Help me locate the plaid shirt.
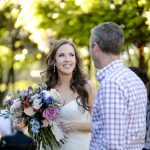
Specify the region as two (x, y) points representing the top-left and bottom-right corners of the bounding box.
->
(143, 102), (150, 149)
(90, 60), (147, 150)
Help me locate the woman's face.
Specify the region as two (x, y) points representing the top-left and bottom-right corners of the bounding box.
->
(55, 43), (76, 75)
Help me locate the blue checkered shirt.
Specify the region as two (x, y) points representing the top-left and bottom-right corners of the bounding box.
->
(90, 60), (147, 150)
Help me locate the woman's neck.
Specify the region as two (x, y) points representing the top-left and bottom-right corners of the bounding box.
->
(57, 73), (72, 87)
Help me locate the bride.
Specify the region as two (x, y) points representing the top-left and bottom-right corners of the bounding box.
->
(41, 39), (96, 150)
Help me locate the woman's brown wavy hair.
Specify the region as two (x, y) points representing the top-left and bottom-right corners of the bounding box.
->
(41, 39), (89, 111)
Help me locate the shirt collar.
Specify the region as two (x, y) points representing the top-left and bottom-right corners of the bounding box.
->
(96, 59), (124, 82)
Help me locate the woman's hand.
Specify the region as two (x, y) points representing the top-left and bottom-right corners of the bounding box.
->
(60, 121), (91, 133)
(60, 121), (76, 133)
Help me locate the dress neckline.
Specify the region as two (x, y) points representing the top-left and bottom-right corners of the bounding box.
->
(62, 99), (76, 107)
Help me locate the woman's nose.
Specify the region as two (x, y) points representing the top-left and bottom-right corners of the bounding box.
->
(64, 55), (70, 61)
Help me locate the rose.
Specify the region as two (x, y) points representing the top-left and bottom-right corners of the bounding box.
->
(42, 107), (60, 121)
(10, 99), (22, 116)
(42, 90), (51, 99)
(42, 89), (61, 104)
(50, 89), (60, 101)
(41, 119), (52, 127)
(10, 99), (21, 110)
(32, 98), (42, 109)
(24, 107), (35, 116)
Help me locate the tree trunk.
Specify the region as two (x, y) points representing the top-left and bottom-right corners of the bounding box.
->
(138, 42), (148, 73)
(0, 56), (15, 106)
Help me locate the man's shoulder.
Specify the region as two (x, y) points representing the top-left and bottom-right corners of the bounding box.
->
(103, 67), (128, 83)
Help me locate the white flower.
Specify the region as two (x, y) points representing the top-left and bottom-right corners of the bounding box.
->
(24, 107), (35, 116)
(41, 119), (53, 127)
(30, 94), (39, 102)
(41, 119), (49, 127)
(10, 99), (21, 109)
(10, 99), (21, 114)
(32, 99), (42, 109)
(43, 90), (51, 99)
(50, 89), (61, 101)
(51, 122), (64, 142)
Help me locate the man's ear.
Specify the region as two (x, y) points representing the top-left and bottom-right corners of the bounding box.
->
(93, 42), (100, 53)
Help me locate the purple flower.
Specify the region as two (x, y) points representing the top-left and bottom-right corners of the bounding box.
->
(42, 107), (60, 121)
(38, 92), (45, 101)
(45, 96), (53, 105)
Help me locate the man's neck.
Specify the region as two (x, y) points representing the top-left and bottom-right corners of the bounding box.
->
(100, 53), (120, 69)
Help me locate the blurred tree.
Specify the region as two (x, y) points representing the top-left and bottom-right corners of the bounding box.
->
(1, 0), (150, 104)
(29, 0), (150, 74)
(0, 1), (38, 105)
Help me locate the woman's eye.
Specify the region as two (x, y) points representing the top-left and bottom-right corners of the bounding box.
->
(70, 53), (75, 57)
(58, 53), (75, 57)
(58, 54), (64, 57)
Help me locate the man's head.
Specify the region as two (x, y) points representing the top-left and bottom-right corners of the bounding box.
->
(90, 22), (124, 68)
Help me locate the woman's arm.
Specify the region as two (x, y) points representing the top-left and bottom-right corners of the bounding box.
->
(85, 80), (97, 113)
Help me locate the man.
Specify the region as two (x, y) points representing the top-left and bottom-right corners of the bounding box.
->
(89, 22), (147, 150)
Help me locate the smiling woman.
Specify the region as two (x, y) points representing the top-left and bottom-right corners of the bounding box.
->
(40, 39), (96, 150)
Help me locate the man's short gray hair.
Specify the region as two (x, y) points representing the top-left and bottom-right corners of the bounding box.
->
(91, 22), (124, 55)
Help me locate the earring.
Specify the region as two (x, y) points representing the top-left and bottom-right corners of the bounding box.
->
(73, 67), (76, 72)
(53, 65), (56, 72)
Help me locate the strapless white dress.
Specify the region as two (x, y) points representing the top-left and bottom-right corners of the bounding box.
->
(41, 99), (91, 150)
(59, 99), (91, 150)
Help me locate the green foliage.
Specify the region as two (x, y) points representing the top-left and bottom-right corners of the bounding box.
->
(0, 1), (39, 103)
(31, 0), (150, 48)
(29, 0), (150, 87)
(0, 0), (150, 103)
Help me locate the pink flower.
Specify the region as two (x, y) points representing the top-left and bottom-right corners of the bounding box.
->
(42, 107), (60, 121)
(24, 107), (35, 116)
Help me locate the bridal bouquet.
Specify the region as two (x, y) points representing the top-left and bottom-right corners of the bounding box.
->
(0, 83), (65, 150)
